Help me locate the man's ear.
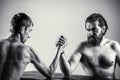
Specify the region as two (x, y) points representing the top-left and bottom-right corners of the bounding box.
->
(9, 24), (13, 32)
(102, 26), (106, 34)
(20, 26), (26, 34)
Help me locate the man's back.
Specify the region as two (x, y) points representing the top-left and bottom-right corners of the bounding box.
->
(0, 38), (31, 80)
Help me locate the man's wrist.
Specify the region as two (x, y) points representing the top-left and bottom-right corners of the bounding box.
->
(60, 50), (64, 54)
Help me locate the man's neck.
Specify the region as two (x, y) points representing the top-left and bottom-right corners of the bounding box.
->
(99, 38), (108, 46)
(8, 33), (22, 43)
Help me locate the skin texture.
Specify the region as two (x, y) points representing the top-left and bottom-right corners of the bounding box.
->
(0, 25), (65, 80)
(59, 20), (120, 79)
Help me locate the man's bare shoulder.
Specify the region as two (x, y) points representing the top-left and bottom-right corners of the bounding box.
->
(0, 39), (10, 46)
(12, 42), (31, 53)
(11, 42), (33, 62)
(78, 40), (88, 48)
(103, 38), (119, 46)
(75, 40), (88, 52)
(103, 38), (120, 50)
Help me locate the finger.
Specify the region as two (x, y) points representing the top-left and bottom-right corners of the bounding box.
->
(56, 36), (64, 43)
(59, 41), (65, 46)
(59, 36), (67, 41)
(56, 35), (67, 46)
(60, 35), (67, 41)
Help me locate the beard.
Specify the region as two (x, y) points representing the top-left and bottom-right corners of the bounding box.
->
(88, 34), (103, 46)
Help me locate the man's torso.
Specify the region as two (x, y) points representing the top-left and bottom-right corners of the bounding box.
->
(80, 39), (117, 78)
(0, 38), (31, 80)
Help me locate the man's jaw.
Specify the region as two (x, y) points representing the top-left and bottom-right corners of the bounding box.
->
(88, 36), (103, 46)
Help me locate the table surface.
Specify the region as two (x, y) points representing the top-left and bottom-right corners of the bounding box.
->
(21, 71), (119, 80)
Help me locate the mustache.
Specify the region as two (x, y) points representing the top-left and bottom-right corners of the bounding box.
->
(88, 35), (97, 40)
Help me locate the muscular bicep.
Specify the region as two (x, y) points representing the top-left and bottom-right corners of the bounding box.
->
(68, 43), (84, 72)
(68, 52), (82, 72)
(112, 41), (120, 66)
(116, 53), (120, 66)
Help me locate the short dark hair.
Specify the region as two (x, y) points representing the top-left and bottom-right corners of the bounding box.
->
(85, 13), (108, 35)
(11, 13), (33, 34)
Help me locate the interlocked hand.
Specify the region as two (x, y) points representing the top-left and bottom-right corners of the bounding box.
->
(56, 35), (67, 49)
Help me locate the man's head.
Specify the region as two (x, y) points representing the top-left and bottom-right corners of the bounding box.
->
(10, 13), (33, 43)
(85, 13), (108, 46)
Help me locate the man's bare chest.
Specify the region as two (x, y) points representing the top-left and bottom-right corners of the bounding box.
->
(82, 46), (116, 68)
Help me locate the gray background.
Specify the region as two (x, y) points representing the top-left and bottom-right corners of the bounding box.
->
(0, 0), (120, 79)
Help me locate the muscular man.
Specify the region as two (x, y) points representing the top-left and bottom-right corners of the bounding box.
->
(58, 13), (120, 79)
(0, 13), (64, 80)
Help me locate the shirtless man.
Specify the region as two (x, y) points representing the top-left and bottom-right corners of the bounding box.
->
(0, 13), (65, 80)
(58, 13), (120, 79)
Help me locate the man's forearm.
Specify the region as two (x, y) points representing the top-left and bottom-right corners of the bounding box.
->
(59, 53), (71, 76)
(49, 46), (62, 74)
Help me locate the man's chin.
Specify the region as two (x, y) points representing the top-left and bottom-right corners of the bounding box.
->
(88, 38), (96, 43)
(88, 39), (99, 46)
(88, 36), (103, 46)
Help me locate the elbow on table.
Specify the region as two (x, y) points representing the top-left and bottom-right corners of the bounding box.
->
(62, 69), (72, 76)
(46, 72), (52, 79)
(42, 70), (53, 79)
(47, 69), (55, 78)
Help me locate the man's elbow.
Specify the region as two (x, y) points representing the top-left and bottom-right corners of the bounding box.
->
(61, 69), (72, 76)
(42, 70), (54, 79)
(47, 69), (55, 78)
(63, 72), (71, 77)
(45, 72), (52, 79)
